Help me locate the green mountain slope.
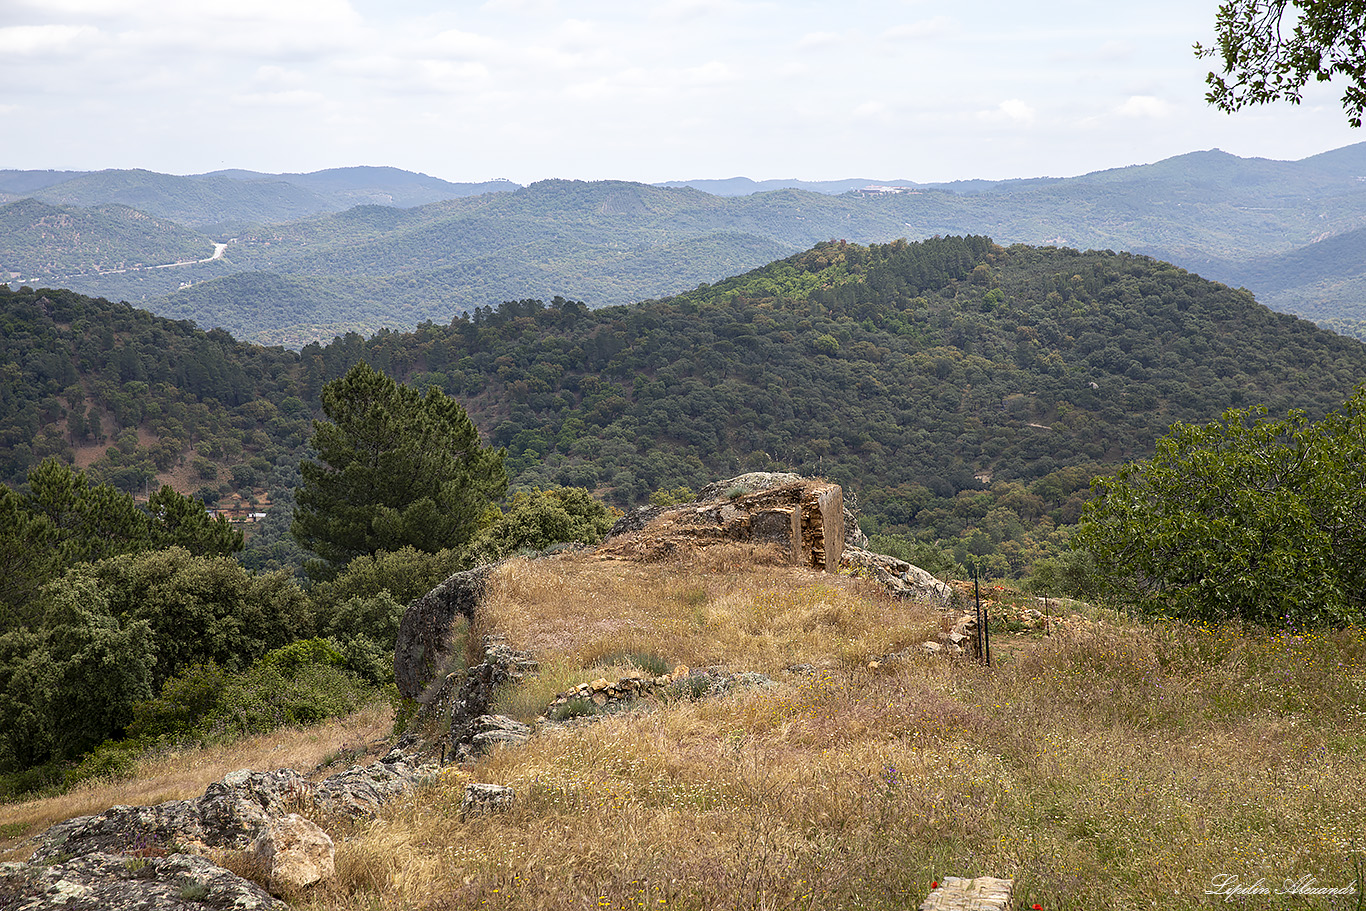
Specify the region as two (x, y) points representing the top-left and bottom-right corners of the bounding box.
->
(4, 167), (518, 229)
(0, 199), (217, 283)
(5, 238), (1365, 574)
(11, 146), (1366, 344)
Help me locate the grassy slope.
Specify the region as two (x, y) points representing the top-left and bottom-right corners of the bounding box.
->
(402, 553), (1365, 911)
(10, 551), (1361, 910)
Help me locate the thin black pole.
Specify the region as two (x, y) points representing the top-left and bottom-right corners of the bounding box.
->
(983, 583), (992, 668)
(973, 561), (984, 664)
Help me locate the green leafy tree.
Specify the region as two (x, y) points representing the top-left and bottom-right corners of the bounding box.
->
(40, 575), (157, 761)
(1074, 389), (1366, 626)
(0, 628), (54, 771)
(67, 546), (312, 689)
(146, 484), (243, 555)
(0, 488), (59, 630)
(1198, 0), (1366, 126)
(308, 546), (465, 610)
(292, 363), (506, 580)
(466, 487), (618, 564)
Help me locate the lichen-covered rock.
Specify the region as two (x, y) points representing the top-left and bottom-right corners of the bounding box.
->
(33, 768), (315, 862)
(444, 642), (539, 761)
(467, 715), (533, 753)
(252, 814), (334, 890)
(840, 546), (956, 608)
(0, 851), (286, 910)
(30, 754), (436, 878)
(395, 563), (497, 700)
(313, 751), (438, 820)
(459, 784), (515, 816)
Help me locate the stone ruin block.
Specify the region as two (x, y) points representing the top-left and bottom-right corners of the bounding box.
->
(749, 505), (801, 562)
(801, 483), (844, 571)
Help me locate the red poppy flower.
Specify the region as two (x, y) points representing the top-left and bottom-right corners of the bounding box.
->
(931, 881), (938, 889)
(1032, 905), (1043, 910)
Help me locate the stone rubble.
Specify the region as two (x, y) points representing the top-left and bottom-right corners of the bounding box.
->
(919, 875), (1013, 911)
(600, 473), (847, 572)
(6, 746), (439, 909)
(543, 666), (774, 718)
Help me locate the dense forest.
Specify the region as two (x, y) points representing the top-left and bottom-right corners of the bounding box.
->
(11, 147), (1366, 345)
(4, 235), (1365, 577)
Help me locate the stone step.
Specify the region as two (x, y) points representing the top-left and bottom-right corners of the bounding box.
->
(919, 876), (1013, 911)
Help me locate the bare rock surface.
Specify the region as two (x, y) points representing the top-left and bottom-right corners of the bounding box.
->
(919, 875), (1013, 911)
(0, 851), (286, 910)
(252, 814), (334, 890)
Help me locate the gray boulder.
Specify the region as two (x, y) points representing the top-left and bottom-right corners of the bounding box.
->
(841, 546), (956, 608)
(395, 563), (496, 700)
(0, 851), (286, 910)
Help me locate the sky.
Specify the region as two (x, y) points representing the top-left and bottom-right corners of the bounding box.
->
(2, 0), (1363, 185)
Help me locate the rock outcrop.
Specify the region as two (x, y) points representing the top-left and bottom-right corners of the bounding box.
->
(0, 851), (286, 911)
(395, 562), (497, 701)
(8, 748), (438, 908)
(841, 547), (956, 608)
(414, 638), (539, 762)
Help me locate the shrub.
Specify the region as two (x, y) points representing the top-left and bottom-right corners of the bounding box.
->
(256, 637), (345, 677)
(128, 663), (228, 741)
(202, 662), (373, 737)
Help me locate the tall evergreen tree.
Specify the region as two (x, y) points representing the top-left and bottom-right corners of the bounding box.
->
(292, 362), (506, 580)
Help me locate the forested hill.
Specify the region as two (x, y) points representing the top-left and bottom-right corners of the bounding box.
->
(14, 145), (1366, 346)
(4, 237), (1365, 574)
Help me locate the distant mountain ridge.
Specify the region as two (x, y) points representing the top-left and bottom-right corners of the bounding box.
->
(0, 166), (519, 229)
(7, 145), (1366, 344)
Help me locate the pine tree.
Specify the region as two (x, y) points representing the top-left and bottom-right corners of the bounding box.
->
(292, 362), (506, 580)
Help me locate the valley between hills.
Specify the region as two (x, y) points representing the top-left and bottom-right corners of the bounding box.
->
(9, 144), (1366, 346)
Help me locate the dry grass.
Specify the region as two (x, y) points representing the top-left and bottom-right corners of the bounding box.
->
(0, 703), (392, 861)
(482, 548), (938, 676)
(16, 549), (1366, 910)
(292, 554), (1366, 911)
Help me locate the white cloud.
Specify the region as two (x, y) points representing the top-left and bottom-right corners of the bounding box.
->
(426, 29), (505, 60)
(796, 31), (844, 51)
(885, 16), (953, 41)
(231, 89), (328, 107)
(0, 24), (99, 55)
(980, 98), (1036, 125)
(1117, 95), (1171, 118)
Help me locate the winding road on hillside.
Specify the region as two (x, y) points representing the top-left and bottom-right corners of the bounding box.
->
(9, 241), (229, 285)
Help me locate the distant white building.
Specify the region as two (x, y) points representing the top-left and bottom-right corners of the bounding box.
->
(854, 185), (919, 197)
